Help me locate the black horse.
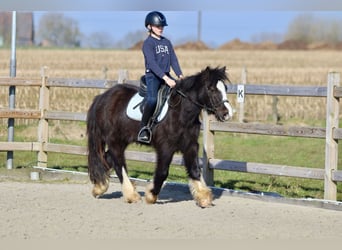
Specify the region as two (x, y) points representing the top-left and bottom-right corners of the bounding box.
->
(87, 66), (233, 208)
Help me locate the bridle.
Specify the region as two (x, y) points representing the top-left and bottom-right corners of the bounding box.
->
(172, 87), (230, 121)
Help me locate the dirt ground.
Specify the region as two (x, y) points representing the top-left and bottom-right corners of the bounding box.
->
(1, 168), (342, 240)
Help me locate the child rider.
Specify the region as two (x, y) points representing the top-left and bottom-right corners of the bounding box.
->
(137, 11), (183, 143)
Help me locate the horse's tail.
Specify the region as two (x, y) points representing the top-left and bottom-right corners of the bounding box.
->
(86, 97), (110, 185)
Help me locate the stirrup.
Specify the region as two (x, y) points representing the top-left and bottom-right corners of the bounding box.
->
(137, 126), (152, 144)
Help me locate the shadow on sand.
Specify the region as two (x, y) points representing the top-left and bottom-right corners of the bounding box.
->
(98, 181), (226, 205)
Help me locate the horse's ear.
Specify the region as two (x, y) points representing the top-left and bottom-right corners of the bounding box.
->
(220, 66), (226, 73)
(201, 66), (211, 79)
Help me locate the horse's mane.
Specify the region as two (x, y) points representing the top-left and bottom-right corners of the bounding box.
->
(175, 66), (229, 92)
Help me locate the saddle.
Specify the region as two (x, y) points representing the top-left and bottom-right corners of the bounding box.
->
(126, 75), (170, 124)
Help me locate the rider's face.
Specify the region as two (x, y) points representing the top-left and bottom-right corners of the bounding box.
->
(150, 25), (164, 37)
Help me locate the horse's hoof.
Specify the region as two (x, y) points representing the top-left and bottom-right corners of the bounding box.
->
(145, 183), (158, 204)
(145, 193), (157, 204)
(124, 192), (142, 203)
(195, 190), (213, 208)
(92, 181), (109, 198)
(189, 178), (213, 208)
(196, 197), (213, 208)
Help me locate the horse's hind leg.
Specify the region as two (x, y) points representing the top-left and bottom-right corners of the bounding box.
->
(90, 151), (111, 198)
(107, 148), (141, 203)
(120, 166), (141, 203)
(88, 149), (110, 198)
(92, 178), (110, 198)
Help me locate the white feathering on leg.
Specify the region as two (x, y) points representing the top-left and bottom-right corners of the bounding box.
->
(189, 175), (213, 208)
(121, 166), (141, 203)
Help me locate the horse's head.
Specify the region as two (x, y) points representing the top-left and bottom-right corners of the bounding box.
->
(202, 66), (233, 121)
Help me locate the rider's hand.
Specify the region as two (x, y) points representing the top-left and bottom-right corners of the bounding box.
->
(163, 76), (176, 88)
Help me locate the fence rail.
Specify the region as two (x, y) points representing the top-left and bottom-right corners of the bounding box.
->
(227, 84), (328, 97)
(0, 69), (341, 201)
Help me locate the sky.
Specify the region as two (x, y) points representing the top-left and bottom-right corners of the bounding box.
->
(32, 11), (342, 48)
(2, 0), (342, 48)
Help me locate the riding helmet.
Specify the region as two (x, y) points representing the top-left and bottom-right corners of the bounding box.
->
(145, 11), (168, 28)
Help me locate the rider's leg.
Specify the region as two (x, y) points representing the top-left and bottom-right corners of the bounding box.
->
(137, 74), (161, 143)
(138, 102), (155, 142)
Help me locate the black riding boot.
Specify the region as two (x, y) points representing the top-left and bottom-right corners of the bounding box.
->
(137, 104), (155, 143)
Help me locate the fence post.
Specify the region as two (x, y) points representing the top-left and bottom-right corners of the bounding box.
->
(324, 71), (340, 200)
(6, 11), (17, 169)
(239, 67), (247, 123)
(118, 69), (129, 84)
(272, 96), (279, 123)
(202, 111), (214, 186)
(37, 66), (50, 168)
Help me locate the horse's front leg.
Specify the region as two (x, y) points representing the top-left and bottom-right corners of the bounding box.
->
(145, 151), (174, 204)
(189, 174), (213, 208)
(183, 143), (213, 208)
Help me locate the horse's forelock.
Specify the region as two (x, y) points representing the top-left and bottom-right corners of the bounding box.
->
(202, 67), (228, 88)
(213, 66), (228, 82)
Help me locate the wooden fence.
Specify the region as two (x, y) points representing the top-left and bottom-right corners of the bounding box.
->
(203, 71), (342, 201)
(0, 68), (341, 201)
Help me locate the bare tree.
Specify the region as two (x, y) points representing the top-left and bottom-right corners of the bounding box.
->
(285, 14), (317, 43)
(322, 19), (342, 44)
(36, 13), (81, 47)
(114, 29), (147, 49)
(285, 13), (342, 44)
(84, 31), (114, 49)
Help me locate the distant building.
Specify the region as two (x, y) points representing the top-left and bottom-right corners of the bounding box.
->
(0, 12), (34, 46)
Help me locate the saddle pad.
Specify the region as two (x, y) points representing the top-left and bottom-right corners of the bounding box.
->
(126, 93), (169, 122)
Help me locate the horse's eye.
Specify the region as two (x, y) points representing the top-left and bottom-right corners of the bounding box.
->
(207, 86), (216, 92)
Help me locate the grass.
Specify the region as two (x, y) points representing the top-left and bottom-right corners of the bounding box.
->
(214, 132), (326, 168)
(1, 122), (341, 201)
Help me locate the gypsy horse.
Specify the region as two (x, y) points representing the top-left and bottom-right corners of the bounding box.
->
(87, 66), (233, 208)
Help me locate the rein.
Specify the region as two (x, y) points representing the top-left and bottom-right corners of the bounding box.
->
(174, 89), (226, 114)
